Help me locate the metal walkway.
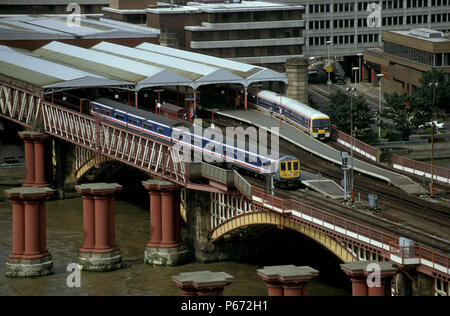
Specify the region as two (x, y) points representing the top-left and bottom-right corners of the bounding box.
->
(209, 107), (427, 195)
(301, 171), (345, 199)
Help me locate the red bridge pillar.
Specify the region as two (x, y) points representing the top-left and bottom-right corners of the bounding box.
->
(142, 180), (189, 266)
(341, 261), (397, 296)
(257, 265), (319, 296)
(75, 183), (123, 272)
(5, 187), (54, 278)
(19, 131), (50, 187)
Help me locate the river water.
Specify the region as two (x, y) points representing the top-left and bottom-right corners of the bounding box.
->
(0, 187), (350, 296)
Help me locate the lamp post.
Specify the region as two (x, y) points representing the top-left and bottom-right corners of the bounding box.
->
(429, 81), (438, 198)
(377, 73), (384, 140)
(154, 89), (164, 114)
(326, 40), (333, 89)
(348, 66), (359, 202)
(357, 53), (363, 83)
(254, 84), (263, 118)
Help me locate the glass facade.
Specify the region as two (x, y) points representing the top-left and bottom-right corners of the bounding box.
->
(384, 41), (450, 67)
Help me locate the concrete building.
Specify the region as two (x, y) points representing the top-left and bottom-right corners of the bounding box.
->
(146, 1), (305, 69)
(274, 0), (450, 58)
(363, 28), (450, 95)
(103, 0), (155, 23)
(0, 0), (109, 14)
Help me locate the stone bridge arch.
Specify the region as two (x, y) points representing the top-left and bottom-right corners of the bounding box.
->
(210, 211), (357, 264)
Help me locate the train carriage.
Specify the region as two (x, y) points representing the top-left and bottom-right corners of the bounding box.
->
(90, 98), (301, 187)
(257, 90), (331, 140)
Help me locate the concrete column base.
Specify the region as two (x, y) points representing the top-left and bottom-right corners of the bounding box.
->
(144, 245), (190, 266)
(78, 249), (122, 272)
(5, 255), (53, 278)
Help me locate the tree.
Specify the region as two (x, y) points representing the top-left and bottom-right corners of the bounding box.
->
(329, 91), (373, 138)
(415, 69), (450, 122)
(382, 93), (416, 140)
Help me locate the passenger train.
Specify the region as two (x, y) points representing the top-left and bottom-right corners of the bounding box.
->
(257, 90), (331, 140)
(90, 98), (301, 187)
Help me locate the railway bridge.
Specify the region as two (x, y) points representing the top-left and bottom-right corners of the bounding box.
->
(1, 79), (449, 295)
(0, 40), (449, 295)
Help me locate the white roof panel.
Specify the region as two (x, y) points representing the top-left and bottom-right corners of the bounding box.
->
(92, 41), (219, 77)
(0, 47), (103, 81)
(41, 41), (168, 78)
(136, 42), (259, 73)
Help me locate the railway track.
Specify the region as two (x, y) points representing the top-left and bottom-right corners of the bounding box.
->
(207, 115), (450, 253)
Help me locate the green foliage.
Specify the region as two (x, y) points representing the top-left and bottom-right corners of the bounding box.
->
(328, 91), (373, 138)
(382, 69), (450, 140)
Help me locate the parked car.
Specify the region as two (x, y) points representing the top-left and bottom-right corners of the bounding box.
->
(419, 121), (445, 129)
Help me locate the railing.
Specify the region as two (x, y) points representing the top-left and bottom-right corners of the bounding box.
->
(251, 185), (450, 278)
(392, 154), (450, 185)
(389, 244), (449, 275)
(331, 126), (379, 162)
(251, 186), (399, 249)
(188, 162), (252, 199)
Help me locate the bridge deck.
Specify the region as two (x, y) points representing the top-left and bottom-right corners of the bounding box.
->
(209, 107), (427, 195)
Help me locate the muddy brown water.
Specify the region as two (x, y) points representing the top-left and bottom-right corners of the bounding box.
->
(0, 187), (349, 296)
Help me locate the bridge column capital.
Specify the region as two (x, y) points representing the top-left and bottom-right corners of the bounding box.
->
(341, 261), (397, 296)
(257, 265), (319, 296)
(172, 271), (234, 296)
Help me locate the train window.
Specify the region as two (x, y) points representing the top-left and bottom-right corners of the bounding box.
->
(128, 118), (138, 126)
(287, 162), (292, 171)
(280, 162), (286, 171)
(143, 123), (152, 130)
(313, 119), (330, 128)
(114, 113), (124, 121)
(157, 127), (165, 134)
(293, 161), (299, 170)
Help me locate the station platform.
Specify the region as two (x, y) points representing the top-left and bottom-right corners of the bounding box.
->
(301, 171), (345, 199)
(207, 107), (427, 195)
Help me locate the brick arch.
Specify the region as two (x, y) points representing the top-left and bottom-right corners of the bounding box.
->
(210, 211), (356, 263)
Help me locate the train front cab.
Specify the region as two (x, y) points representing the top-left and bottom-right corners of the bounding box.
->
(311, 117), (331, 140)
(276, 157), (301, 188)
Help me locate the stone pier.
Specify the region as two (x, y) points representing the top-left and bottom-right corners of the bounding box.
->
(75, 183), (123, 272)
(142, 180), (189, 266)
(285, 58), (309, 104)
(19, 131), (50, 187)
(257, 265), (319, 296)
(341, 261), (397, 296)
(5, 186), (54, 278)
(172, 271), (234, 296)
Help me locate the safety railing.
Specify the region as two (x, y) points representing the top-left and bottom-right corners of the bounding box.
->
(331, 126), (379, 162)
(392, 155), (450, 185)
(389, 244), (449, 275)
(251, 186), (399, 250)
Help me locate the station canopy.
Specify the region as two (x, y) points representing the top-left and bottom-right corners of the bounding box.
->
(0, 40), (288, 94)
(0, 45), (133, 94)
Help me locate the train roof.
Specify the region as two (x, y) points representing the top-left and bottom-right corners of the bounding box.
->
(93, 98), (182, 127)
(258, 90), (329, 120)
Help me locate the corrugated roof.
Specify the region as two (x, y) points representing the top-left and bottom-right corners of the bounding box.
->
(34, 41), (193, 90)
(91, 41), (245, 88)
(135, 42), (287, 84)
(0, 15), (158, 40)
(0, 45), (133, 91)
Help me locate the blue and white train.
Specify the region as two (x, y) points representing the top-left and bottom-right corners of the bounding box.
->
(90, 98), (301, 186)
(257, 90), (331, 140)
